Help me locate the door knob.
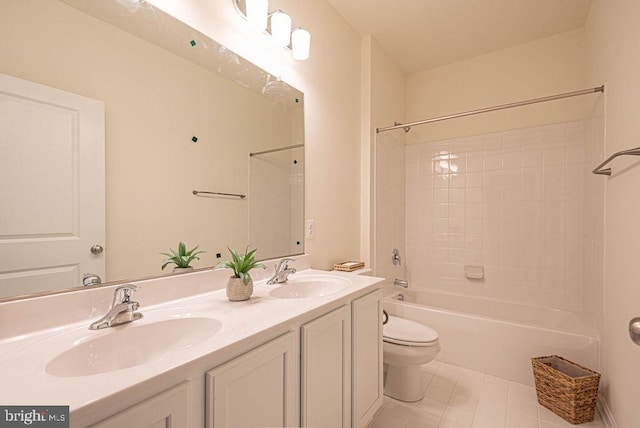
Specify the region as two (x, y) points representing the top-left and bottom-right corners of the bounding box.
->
(90, 244), (104, 255)
(629, 317), (640, 345)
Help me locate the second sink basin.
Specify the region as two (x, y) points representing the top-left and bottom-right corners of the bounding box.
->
(46, 316), (221, 377)
(269, 274), (350, 299)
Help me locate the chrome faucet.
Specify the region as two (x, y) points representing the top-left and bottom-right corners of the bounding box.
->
(89, 284), (142, 330)
(267, 258), (297, 285)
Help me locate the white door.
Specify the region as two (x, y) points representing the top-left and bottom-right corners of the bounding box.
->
(0, 73), (105, 298)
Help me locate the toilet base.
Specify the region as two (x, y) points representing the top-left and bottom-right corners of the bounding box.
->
(383, 363), (424, 402)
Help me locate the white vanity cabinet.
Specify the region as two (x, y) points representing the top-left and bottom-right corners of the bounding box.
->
(351, 289), (384, 427)
(300, 290), (383, 428)
(301, 305), (352, 427)
(51, 268), (384, 428)
(89, 382), (189, 428)
(205, 332), (297, 428)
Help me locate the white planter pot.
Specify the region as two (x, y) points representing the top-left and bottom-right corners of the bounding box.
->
(172, 267), (194, 273)
(226, 276), (253, 301)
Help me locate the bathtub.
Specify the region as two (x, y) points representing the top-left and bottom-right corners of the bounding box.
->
(384, 289), (600, 386)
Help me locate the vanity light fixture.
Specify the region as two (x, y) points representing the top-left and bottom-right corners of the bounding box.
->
(232, 0), (311, 60)
(245, 0), (269, 31)
(291, 27), (311, 61)
(270, 11), (292, 47)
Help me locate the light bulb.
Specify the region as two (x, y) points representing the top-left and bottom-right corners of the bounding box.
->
(245, 0), (268, 32)
(291, 28), (310, 61)
(271, 11), (292, 47)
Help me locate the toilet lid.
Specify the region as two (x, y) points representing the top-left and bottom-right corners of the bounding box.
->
(383, 316), (439, 346)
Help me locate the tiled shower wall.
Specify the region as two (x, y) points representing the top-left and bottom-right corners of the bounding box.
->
(375, 131), (406, 281)
(583, 100), (605, 335)
(249, 148), (304, 260)
(404, 120), (597, 310)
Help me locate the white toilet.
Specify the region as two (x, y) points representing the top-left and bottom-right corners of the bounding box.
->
(383, 315), (441, 402)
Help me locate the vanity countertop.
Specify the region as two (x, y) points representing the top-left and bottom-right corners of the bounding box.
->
(0, 263), (383, 424)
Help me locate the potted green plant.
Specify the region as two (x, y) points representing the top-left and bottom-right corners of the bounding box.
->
(160, 242), (205, 272)
(217, 246), (266, 301)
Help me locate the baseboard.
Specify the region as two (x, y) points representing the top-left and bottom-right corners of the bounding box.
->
(597, 395), (618, 428)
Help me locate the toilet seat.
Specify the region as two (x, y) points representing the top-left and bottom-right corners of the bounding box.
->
(383, 316), (439, 347)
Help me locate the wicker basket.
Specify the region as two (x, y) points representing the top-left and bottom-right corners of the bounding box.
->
(531, 355), (600, 424)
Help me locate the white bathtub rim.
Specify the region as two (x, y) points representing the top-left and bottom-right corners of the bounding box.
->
(384, 299), (600, 386)
(384, 294), (599, 341)
(385, 286), (593, 318)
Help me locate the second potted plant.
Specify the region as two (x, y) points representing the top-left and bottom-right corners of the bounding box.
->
(160, 242), (205, 273)
(217, 246), (265, 301)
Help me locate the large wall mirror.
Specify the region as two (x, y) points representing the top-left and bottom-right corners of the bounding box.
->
(0, 0), (305, 301)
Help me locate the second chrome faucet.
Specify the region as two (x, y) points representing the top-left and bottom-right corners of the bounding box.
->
(267, 258), (297, 285)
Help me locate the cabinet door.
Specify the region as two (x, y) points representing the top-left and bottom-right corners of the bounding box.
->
(352, 289), (383, 428)
(301, 305), (351, 428)
(90, 382), (188, 428)
(205, 332), (296, 428)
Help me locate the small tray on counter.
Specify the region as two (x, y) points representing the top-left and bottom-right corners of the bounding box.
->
(333, 261), (365, 272)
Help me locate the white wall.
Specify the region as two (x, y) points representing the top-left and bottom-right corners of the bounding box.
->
(405, 29), (591, 145)
(582, 99), (605, 340)
(249, 147), (304, 258)
(146, 0), (363, 270)
(363, 38), (406, 279)
(585, 1), (640, 426)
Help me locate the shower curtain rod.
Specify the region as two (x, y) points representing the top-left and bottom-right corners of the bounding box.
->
(376, 85), (605, 134)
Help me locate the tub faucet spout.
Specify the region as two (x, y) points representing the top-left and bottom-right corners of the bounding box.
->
(394, 278), (409, 288)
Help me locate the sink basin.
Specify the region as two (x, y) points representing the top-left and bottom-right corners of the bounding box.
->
(46, 317), (221, 377)
(269, 275), (350, 299)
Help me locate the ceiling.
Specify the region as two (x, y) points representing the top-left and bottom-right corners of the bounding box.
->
(326, 0), (593, 74)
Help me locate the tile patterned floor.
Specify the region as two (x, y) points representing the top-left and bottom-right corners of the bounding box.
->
(367, 361), (604, 428)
